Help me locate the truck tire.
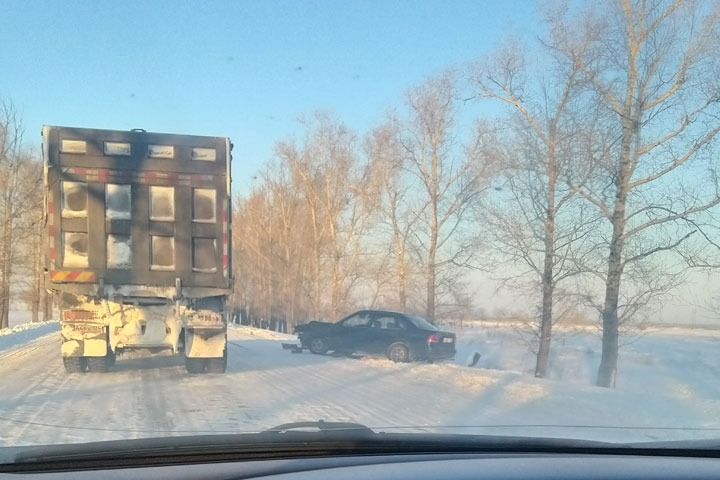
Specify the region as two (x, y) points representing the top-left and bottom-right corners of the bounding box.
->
(87, 356), (109, 373)
(206, 350), (227, 374)
(106, 349), (117, 366)
(185, 357), (206, 374)
(63, 357), (86, 373)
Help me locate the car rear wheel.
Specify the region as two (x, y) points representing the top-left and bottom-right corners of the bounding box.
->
(309, 337), (329, 355)
(387, 343), (411, 363)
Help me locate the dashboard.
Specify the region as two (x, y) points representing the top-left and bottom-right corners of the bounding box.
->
(3, 452), (720, 480)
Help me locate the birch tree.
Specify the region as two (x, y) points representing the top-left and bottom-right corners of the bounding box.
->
(0, 102), (42, 329)
(365, 122), (422, 311)
(471, 20), (600, 377)
(560, 0), (720, 387)
(398, 73), (494, 321)
(276, 113), (375, 321)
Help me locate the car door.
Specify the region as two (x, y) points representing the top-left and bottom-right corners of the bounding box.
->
(364, 313), (408, 354)
(333, 312), (372, 352)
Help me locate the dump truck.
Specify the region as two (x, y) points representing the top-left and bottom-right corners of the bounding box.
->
(42, 126), (232, 374)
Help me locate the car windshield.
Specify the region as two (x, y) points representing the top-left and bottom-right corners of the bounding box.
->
(406, 315), (439, 331)
(2, 0), (720, 464)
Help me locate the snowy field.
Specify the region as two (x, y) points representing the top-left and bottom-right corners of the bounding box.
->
(1, 312), (720, 447)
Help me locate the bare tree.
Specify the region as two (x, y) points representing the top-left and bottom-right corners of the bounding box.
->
(276, 113), (374, 321)
(556, 0), (720, 387)
(398, 73), (493, 321)
(471, 17), (601, 377)
(18, 157), (45, 323)
(365, 122), (422, 311)
(0, 101), (42, 329)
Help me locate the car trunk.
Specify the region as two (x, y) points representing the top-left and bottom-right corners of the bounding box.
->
(428, 332), (456, 358)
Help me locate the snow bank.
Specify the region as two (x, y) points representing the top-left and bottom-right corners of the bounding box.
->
(449, 322), (720, 389)
(1, 317), (720, 446)
(229, 324), (295, 341)
(0, 320), (59, 353)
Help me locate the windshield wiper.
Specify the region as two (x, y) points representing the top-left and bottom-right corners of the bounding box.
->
(13, 424), (703, 473)
(264, 420), (374, 434)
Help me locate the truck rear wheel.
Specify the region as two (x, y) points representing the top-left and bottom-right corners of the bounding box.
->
(63, 357), (87, 373)
(185, 357), (206, 374)
(87, 356), (110, 373)
(87, 349), (116, 372)
(206, 350), (227, 374)
(106, 349), (116, 366)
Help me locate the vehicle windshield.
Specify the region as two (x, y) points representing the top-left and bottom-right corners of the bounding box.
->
(2, 0), (720, 464)
(406, 315), (439, 331)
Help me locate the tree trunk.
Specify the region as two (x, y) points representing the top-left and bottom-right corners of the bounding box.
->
(535, 249), (555, 377)
(596, 228), (625, 387)
(313, 244), (321, 320)
(42, 287), (51, 322)
(331, 253), (341, 321)
(31, 226), (42, 323)
(426, 181), (438, 322)
(0, 214), (11, 330)
(597, 117), (632, 388)
(31, 289), (39, 323)
(397, 257), (407, 311)
(0, 296), (8, 329)
(535, 165), (557, 378)
(426, 246), (436, 322)
(394, 230), (407, 310)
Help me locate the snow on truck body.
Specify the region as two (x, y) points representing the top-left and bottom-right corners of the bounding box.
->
(42, 126), (233, 373)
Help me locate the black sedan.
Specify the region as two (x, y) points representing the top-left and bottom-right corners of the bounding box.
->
(294, 310), (456, 363)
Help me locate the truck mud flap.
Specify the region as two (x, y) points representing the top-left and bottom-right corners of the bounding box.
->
(61, 323), (108, 357)
(185, 328), (226, 358)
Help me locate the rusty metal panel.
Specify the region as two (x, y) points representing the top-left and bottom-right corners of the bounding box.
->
(43, 125), (232, 293)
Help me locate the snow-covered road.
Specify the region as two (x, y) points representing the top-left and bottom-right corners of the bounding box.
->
(2, 323), (720, 447)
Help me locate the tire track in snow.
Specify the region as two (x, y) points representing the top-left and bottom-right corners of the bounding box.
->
(226, 339), (450, 430)
(0, 332), (57, 363)
(0, 334), (75, 445)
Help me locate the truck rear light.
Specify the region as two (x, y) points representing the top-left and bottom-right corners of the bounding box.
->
(427, 334), (439, 344)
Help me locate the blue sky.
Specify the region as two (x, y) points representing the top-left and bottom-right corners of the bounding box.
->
(1, 1), (714, 322)
(0, 0), (538, 193)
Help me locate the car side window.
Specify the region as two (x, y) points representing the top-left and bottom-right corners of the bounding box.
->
(341, 313), (370, 328)
(373, 315), (406, 330)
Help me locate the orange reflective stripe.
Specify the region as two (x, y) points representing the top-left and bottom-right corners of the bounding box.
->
(50, 270), (70, 282)
(76, 272), (95, 282)
(50, 271), (96, 282)
(65, 271), (81, 281)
